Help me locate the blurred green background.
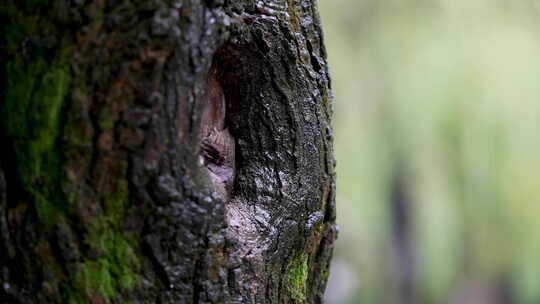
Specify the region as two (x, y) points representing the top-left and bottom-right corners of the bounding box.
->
(320, 1), (540, 303)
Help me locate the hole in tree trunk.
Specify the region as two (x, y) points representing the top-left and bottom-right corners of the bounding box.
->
(198, 42), (247, 201)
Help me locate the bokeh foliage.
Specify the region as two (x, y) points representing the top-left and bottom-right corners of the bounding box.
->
(320, 1), (540, 303)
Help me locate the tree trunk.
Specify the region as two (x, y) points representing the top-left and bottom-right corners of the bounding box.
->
(0, 0), (336, 303)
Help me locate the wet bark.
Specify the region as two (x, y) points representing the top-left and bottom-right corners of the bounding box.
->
(0, 0), (336, 303)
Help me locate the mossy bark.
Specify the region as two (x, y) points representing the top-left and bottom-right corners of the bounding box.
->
(0, 0), (336, 303)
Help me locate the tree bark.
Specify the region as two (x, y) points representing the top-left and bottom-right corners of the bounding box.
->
(0, 0), (336, 303)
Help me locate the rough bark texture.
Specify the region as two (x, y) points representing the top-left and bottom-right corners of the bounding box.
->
(0, 0), (336, 303)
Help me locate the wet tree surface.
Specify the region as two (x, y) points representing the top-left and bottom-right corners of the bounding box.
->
(0, 0), (336, 303)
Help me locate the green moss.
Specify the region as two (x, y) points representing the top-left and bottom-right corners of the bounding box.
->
(1, 47), (72, 232)
(67, 233), (139, 303)
(105, 180), (129, 218)
(323, 268), (330, 282)
(65, 291), (85, 304)
(74, 226), (140, 302)
(33, 191), (62, 227)
(98, 107), (116, 131)
(2, 0), (73, 229)
(3, 53), (139, 304)
(71, 181), (140, 302)
(286, 253), (309, 302)
(2, 55), (72, 229)
(2, 2), (141, 302)
(73, 260), (115, 302)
